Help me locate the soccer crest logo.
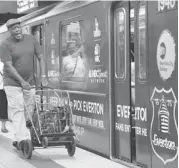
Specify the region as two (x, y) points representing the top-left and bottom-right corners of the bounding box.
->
(150, 87), (178, 164)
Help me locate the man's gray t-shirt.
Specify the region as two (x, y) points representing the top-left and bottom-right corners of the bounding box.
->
(0, 34), (42, 87)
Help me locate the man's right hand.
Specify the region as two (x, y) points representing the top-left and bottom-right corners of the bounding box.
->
(21, 80), (31, 90)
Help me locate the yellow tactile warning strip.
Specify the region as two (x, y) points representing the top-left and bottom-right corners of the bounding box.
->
(0, 147), (35, 168)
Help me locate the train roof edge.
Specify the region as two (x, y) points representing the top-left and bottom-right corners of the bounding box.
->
(0, 2), (57, 33)
(44, 0), (98, 18)
(0, 0), (98, 34)
(23, 0), (98, 26)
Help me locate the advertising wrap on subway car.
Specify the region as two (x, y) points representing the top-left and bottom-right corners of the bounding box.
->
(45, 4), (110, 155)
(11, 0), (177, 167)
(148, 1), (178, 168)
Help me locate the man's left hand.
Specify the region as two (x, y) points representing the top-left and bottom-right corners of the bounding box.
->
(41, 77), (48, 86)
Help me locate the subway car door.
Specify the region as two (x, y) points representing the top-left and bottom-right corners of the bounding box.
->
(112, 1), (132, 162)
(134, 1), (151, 168)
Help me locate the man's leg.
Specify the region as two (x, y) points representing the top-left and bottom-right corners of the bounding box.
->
(4, 86), (31, 144)
(23, 87), (36, 123)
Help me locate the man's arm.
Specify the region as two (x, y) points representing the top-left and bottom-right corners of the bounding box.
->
(4, 61), (30, 89)
(33, 37), (46, 77)
(36, 53), (48, 86)
(4, 61), (24, 83)
(36, 53), (46, 77)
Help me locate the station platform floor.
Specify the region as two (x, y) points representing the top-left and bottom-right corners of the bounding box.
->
(0, 122), (129, 168)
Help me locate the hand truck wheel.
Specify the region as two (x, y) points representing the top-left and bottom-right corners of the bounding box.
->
(23, 140), (33, 159)
(67, 137), (76, 157)
(42, 137), (48, 148)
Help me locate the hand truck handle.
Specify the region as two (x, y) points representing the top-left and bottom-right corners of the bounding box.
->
(31, 86), (54, 90)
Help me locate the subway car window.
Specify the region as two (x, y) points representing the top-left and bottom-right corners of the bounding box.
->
(138, 5), (146, 80)
(130, 8), (135, 85)
(61, 21), (85, 82)
(130, 8), (135, 62)
(114, 8), (126, 80)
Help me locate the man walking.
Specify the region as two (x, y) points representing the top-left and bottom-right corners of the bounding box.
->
(0, 18), (48, 150)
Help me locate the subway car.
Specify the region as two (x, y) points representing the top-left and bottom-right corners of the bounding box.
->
(0, 1), (178, 168)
